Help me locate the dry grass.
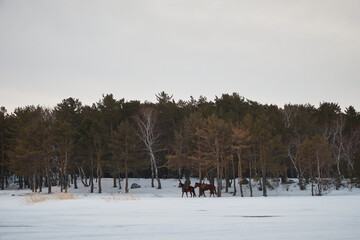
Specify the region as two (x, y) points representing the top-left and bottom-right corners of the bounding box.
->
(103, 192), (139, 202)
(53, 192), (76, 200)
(24, 194), (48, 204)
(24, 191), (76, 204)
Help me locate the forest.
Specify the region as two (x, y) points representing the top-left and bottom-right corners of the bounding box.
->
(1, 92), (359, 197)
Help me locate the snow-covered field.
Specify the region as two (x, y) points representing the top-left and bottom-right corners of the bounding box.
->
(1, 178), (360, 240)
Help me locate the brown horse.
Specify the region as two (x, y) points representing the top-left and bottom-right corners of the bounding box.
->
(178, 182), (196, 197)
(194, 182), (217, 197)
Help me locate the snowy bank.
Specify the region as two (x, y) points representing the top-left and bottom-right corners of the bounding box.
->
(0, 178), (360, 240)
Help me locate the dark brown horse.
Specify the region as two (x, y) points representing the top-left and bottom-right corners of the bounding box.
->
(194, 182), (217, 197)
(178, 182), (196, 197)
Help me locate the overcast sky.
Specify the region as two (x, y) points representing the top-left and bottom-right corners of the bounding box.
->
(1, 0), (359, 113)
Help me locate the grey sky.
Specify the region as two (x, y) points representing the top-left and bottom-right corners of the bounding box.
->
(1, 0), (359, 113)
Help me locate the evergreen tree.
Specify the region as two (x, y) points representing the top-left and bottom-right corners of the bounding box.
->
(253, 112), (286, 197)
(97, 94), (123, 187)
(54, 98), (82, 193)
(112, 120), (142, 193)
(166, 128), (189, 180)
(231, 119), (251, 197)
(196, 114), (231, 197)
(9, 106), (50, 192)
(0, 107), (7, 190)
(184, 111), (209, 194)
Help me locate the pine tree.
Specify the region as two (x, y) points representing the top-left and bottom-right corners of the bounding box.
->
(0, 107), (7, 190)
(183, 112), (207, 190)
(166, 128), (188, 180)
(231, 119), (251, 197)
(196, 114), (231, 197)
(112, 120), (140, 193)
(54, 98), (82, 193)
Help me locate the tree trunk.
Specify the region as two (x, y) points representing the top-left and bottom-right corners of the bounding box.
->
(46, 154), (51, 194)
(24, 177), (28, 189)
(288, 147), (300, 180)
(249, 158), (253, 197)
(64, 138), (68, 193)
(262, 174), (267, 197)
(79, 167), (89, 187)
(225, 159), (229, 193)
(310, 164), (314, 196)
(5, 173), (8, 188)
(198, 138), (202, 197)
(125, 170), (129, 193)
(316, 151), (321, 196)
(47, 170), (51, 194)
(35, 175), (38, 192)
(125, 154), (129, 193)
(231, 155), (237, 196)
(154, 165), (161, 189)
(39, 175), (42, 193)
(198, 167), (202, 197)
(150, 152), (161, 189)
(150, 160), (155, 188)
(118, 173), (122, 189)
(238, 149), (244, 197)
(31, 175), (35, 192)
(261, 140), (267, 197)
(19, 176), (23, 189)
(209, 172), (215, 185)
(125, 144), (129, 193)
(60, 152), (64, 192)
(216, 139), (221, 197)
(217, 163), (221, 197)
(90, 153), (94, 193)
(1, 120), (4, 190)
(113, 176), (117, 188)
(97, 149), (102, 194)
(73, 173), (78, 189)
(219, 165), (223, 197)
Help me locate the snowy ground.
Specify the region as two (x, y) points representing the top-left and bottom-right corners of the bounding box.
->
(1, 178), (360, 240)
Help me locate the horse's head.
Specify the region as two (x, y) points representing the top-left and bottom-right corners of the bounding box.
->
(178, 182), (184, 188)
(194, 182), (200, 188)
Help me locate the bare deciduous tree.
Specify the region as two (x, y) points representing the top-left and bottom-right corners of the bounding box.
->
(135, 107), (162, 189)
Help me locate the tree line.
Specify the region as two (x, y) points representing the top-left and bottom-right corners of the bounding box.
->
(1, 92), (359, 196)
